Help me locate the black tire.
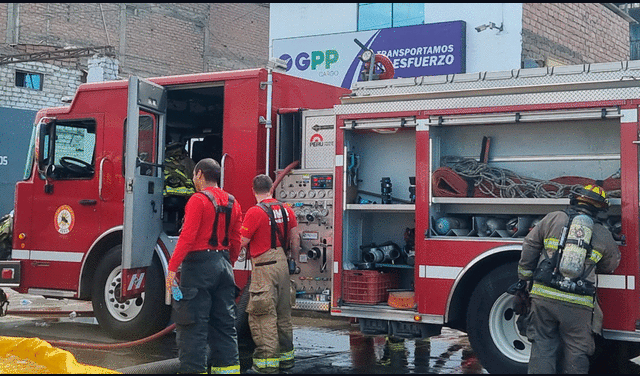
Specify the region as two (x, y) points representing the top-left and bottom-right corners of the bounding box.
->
(235, 276), (255, 352)
(466, 262), (530, 374)
(91, 244), (171, 340)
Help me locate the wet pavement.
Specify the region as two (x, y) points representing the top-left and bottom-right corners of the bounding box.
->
(4, 289), (640, 374)
(0, 289), (488, 374)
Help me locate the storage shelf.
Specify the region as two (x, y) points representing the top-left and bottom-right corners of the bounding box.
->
(346, 204), (415, 212)
(375, 263), (414, 269)
(432, 197), (621, 206)
(431, 197), (622, 216)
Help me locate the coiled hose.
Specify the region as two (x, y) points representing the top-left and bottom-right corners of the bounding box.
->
(441, 156), (584, 198)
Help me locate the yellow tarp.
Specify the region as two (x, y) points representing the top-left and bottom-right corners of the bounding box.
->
(0, 336), (120, 374)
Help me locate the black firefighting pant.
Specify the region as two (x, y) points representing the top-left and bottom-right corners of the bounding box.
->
(173, 250), (239, 374)
(526, 296), (594, 374)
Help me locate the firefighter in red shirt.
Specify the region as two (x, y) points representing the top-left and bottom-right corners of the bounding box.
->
(165, 158), (243, 374)
(240, 174), (299, 373)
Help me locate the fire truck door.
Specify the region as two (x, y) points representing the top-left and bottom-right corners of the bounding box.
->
(121, 76), (167, 299)
(25, 117), (103, 291)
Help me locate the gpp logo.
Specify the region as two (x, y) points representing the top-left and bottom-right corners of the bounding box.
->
(279, 50), (339, 72)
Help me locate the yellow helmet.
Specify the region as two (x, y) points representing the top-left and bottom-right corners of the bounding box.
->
(575, 184), (609, 209)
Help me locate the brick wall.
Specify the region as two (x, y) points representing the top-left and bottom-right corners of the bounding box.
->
(0, 61), (82, 111)
(0, 3), (269, 77)
(208, 3), (270, 71)
(87, 55), (119, 82)
(0, 4), (6, 42)
(522, 3), (630, 66)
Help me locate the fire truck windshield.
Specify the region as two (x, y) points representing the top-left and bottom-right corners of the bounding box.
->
(22, 126), (37, 180)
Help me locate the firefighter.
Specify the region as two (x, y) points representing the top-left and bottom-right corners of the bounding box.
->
(240, 174), (298, 373)
(163, 141), (196, 196)
(517, 184), (621, 374)
(165, 158), (243, 374)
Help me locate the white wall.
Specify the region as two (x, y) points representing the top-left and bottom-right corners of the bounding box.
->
(423, 3), (522, 73)
(269, 3), (358, 56)
(269, 3), (523, 74)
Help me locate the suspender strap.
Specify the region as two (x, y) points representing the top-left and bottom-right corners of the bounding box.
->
(257, 201), (289, 250)
(198, 190), (235, 248)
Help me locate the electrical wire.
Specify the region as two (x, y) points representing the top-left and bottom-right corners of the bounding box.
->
(441, 156), (584, 199)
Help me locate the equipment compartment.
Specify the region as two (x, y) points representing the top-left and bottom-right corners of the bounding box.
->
(427, 115), (622, 238)
(341, 122), (417, 303)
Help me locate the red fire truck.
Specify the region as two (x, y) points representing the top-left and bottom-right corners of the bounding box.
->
(0, 67), (347, 340)
(329, 60), (640, 373)
(5, 52), (640, 373)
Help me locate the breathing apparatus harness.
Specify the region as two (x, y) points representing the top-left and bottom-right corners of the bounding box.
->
(198, 190), (235, 248)
(532, 207), (601, 297)
(532, 184), (609, 297)
(257, 201), (297, 274)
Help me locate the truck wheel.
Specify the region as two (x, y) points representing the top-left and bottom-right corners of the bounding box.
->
(235, 276), (255, 352)
(91, 244), (171, 340)
(466, 262), (530, 374)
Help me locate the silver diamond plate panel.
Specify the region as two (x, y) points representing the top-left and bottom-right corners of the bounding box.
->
(293, 298), (330, 311)
(345, 61), (640, 107)
(335, 87), (640, 116)
(304, 114), (335, 169)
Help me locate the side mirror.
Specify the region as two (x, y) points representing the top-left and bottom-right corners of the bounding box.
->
(37, 119), (55, 177)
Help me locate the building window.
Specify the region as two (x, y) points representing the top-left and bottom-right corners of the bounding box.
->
(358, 3), (424, 31)
(15, 71), (43, 90)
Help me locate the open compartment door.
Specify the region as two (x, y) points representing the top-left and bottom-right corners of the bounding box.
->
(122, 76), (167, 299)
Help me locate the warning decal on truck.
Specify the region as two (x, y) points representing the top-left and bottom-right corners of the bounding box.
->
(54, 205), (75, 235)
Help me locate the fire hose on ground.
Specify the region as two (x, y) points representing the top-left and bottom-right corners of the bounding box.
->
(2, 303), (180, 373)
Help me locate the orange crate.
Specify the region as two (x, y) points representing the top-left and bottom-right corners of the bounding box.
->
(342, 270), (399, 304)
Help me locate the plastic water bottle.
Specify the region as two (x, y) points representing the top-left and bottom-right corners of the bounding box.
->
(172, 286), (183, 301)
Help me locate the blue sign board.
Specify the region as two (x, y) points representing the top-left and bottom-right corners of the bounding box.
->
(0, 107), (36, 215)
(273, 21), (466, 88)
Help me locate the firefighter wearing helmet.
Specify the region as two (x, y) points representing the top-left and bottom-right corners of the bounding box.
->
(515, 184), (620, 373)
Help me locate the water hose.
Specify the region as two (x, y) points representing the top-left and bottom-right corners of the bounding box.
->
(46, 323), (176, 350)
(116, 358), (180, 374)
(270, 160), (300, 197)
(441, 156), (584, 198)
(3, 301), (176, 350)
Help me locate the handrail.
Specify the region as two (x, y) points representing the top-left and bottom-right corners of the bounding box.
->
(220, 153), (228, 189)
(98, 157), (108, 201)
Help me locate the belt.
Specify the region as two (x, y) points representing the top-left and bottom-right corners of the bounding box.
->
(254, 260), (277, 267)
(184, 249), (228, 262)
